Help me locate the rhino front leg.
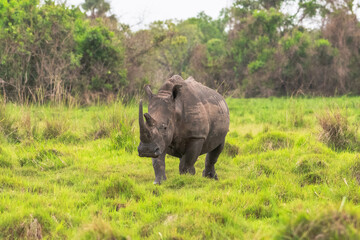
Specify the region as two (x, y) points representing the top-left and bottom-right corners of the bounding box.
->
(202, 142), (224, 180)
(179, 139), (204, 175)
(152, 153), (166, 185)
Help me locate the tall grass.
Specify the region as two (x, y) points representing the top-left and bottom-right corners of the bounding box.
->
(317, 108), (359, 151)
(0, 97), (359, 239)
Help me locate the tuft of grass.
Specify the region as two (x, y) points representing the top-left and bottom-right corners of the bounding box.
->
(0, 158), (12, 169)
(350, 157), (360, 184)
(224, 142), (239, 158)
(43, 118), (69, 140)
(96, 176), (144, 201)
(276, 209), (360, 239)
(286, 100), (306, 128)
(243, 193), (277, 219)
(245, 131), (294, 153)
(301, 172), (324, 186)
(19, 111), (38, 141)
(0, 104), (20, 143)
(317, 109), (359, 151)
(255, 163), (273, 177)
(0, 147), (13, 169)
(293, 154), (328, 174)
(77, 218), (126, 240)
(110, 128), (137, 153)
(88, 103), (137, 152)
(18, 149), (72, 171)
(164, 175), (208, 189)
(0, 214), (43, 240)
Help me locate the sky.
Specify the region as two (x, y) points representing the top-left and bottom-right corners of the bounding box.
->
(64, 0), (233, 30)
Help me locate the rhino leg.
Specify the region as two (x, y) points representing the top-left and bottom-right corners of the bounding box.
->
(152, 153), (167, 185)
(179, 139), (204, 175)
(202, 142), (224, 180)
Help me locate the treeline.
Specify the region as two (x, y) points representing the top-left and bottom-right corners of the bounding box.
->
(0, 0), (359, 103)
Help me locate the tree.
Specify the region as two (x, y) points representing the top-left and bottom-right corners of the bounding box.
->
(81, 0), (110, 18)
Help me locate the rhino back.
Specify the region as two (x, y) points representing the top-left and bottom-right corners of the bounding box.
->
(174, 77), (229, 153)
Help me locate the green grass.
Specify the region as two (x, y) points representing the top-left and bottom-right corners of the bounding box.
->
(0, 97), (359, 239)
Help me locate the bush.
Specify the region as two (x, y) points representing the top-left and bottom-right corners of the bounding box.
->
(77, 23), (127, 93)
(0, 1), (126, 103)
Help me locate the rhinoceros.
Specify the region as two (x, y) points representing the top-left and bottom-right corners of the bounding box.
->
(138, 75), (229, 184)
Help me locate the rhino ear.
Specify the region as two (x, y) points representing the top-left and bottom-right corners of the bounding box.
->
(144, 85), (153, 99)
(172, 84), (182, 100)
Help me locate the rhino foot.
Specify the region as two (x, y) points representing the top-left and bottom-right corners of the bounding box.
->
(153, 175), (167, 185)
(179, 166), (196, 175)
(202, 170), (218, 180)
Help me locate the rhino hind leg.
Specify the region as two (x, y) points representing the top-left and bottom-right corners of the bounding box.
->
(179, 139), (204, 175)
(152, 153), (167, 185)
(202, 142), (224, 180)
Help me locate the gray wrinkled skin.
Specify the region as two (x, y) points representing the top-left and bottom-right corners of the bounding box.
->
(138, 75), (230, 184)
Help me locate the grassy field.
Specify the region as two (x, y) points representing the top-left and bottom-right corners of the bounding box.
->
(0, 97), (359, 239)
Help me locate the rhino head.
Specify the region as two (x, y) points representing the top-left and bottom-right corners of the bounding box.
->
(138, 83), (182, 158)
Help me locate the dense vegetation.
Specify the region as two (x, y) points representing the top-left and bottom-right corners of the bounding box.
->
(0, 97), (359, 239)
(0, 0), (360, 103)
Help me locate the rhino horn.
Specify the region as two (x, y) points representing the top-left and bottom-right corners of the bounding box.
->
(144, 113), (156, 127)
(139, 100), (151, 142)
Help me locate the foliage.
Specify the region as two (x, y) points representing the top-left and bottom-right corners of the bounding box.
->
(0, 0), (126, 103)
(76, 21), (126, 93)
(81, 0), (110, 18)
(0, 0), (360, 102)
